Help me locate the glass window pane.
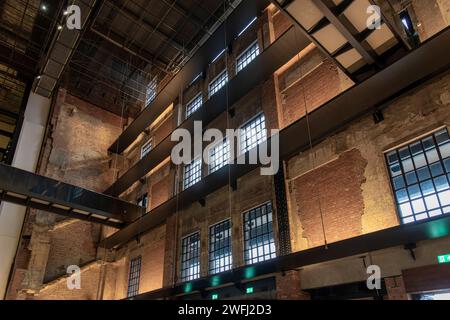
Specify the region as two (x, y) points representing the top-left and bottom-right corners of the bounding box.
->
(399, 203), (413, 217)
(402, 158), (414, 172)
(439, 143), (450, 158)
(181, 233), (201, 282)
(243, 203), (276, 265)
(430, 163), (444, 177)
(385, 129), (450, 224)
(413, 154), (427, 168)
(435, 130), (450, 145)
(417, 167), (431, 181)
(434, 176), (449, 191)
(396, 189), (409, 203)
(387, 151), (398, 164)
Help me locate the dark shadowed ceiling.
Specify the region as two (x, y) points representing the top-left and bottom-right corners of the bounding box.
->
(64, 0), (242, 117)
(0, 0), (242, 119)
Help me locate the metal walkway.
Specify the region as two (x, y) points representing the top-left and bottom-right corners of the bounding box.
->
(0, 164), (142, 228)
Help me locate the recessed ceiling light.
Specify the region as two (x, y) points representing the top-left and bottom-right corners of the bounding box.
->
(41, 4), (47, 11)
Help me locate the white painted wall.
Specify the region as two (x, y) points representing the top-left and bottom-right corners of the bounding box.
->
(0, 92), (51, 299)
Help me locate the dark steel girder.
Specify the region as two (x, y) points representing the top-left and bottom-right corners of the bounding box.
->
(0, 42), (36, 79)
(312, 0), (377, 65)
(0, 163), (143, 228)
(101, 26), (450, 249)
(105, 0), (185, 52)
(131, 215), (450, 300)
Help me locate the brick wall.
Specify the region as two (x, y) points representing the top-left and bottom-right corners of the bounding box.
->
(291, 149), (367, 249)
(277, 47), (353, 128)
(286, 71), (450, 252)
(7, 89), (124, 299)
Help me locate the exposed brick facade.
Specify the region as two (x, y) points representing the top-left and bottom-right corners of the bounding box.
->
(291, 149), (367, 249)
(5, 3), (450, 301)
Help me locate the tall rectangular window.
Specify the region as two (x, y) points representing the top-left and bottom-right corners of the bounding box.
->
(209, 139), (230, 174)
(209, 70), (228, 98)
(146, 78), (157, 106)
(181, 232), (201, 282)
(185, 93), (203, 119)
(386, 128), (450, 224)
(240, 113), (267, 154)
(127, 256), (142, 298)
(243, 202), (276, 265)
(236, 41), (260, 73)
(141, 139), (152, 159)
(209, 220), (232, 274)
(183, 158), (202, 190)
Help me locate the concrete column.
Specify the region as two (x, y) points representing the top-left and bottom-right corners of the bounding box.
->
(0, 92), (51, 299)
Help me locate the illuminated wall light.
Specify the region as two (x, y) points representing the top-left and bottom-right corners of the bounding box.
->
(57, 25), (63, 31)
(183, 282), (193, 294)
(211, 293), (219, 300)
(246, 287), (254, 294)
(211, 276), (221, 287)
(244, 267), (256, 279)
(41, 4), (48, 12)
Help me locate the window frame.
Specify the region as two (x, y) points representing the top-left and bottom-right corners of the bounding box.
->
(208, 219), (233, 275)
(208, 138), (230, 174)
(146, 78), (158, 106)
(141, 139), (153, 159)
(236, 41), (260, 74)
(242, 201), (277, 265)
(384, 127), (450, 224)
(208, 70), (228, 98)
(183, 157), (202, 191)
(185, 93), (203, 119)
(239, 112), (267, 155)
(127, 256), (142, 298)
(180, 231), (201, 282)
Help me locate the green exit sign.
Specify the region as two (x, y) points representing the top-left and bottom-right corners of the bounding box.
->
(438, 254), (450, 264)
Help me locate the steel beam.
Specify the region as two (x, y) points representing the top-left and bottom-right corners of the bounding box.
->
(312, 0), (376, 65)
(131, 215), (450, 299)
(0, 163), (143, 227)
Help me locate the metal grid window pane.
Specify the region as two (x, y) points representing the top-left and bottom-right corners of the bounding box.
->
(141, 140), (152, 159)
(209, 70), (228, 98)
(386, 129), (450, 224)
(181, 232), (201, 282)
(146, 78), (157, 106)
(236, 42), (260, 73)
(186, 94), (203, 119)
(240, 113), (267, 154)
(209, 139), (230, 173)
(209, 220), (232, 274)
(127, 256), (142, 298)
(243, 202), (276, 265)
(183, 158), (202, 190)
